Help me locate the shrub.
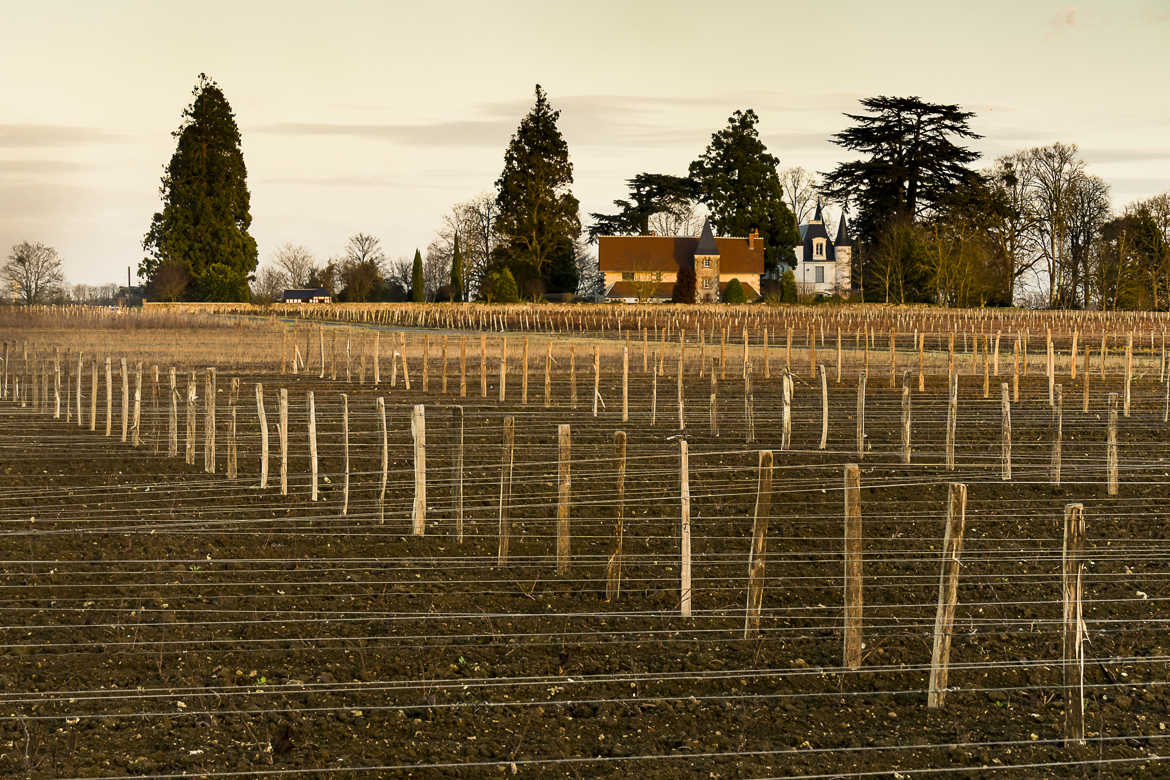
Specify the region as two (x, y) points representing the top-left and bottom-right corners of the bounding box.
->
(722, 278), (746, 304)
(780, 269), (798, 303)
(672, 264), (696, 303)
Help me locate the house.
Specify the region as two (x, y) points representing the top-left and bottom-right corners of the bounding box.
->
(282, 288), (332, 304)
(598, 220), (764, 303)
(792, 201), (852, 297)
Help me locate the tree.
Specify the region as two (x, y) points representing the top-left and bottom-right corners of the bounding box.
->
(337, 233), (386, 302)
(481, 267), (519, 303)
(574, 240), (603, 300)
(4, 241), (64, 304)
(672, 263), (696, 303)
(273, 243), (314, 288)
(142, 74), (257, 301)
(779, 269), (798, 303)
(588, 173), (699, 240)
(985, 154), (1042, 303)
(1022, 143), (1084, 307)
(688, 109), (799, 275)
(822, 96), (981, 240)
(722, 278), (747, 304)
(450, 233), (464, 302)
(251, 265), (287, 303)
(780, 167), (821, 226)
(410, 249), (425, 302)
(494, 85), (581, 278)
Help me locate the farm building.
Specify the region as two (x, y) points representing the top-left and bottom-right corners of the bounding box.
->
(792, 201), (852, 297)
(598, 220), (764, 303)
(282, 288), (332, 304)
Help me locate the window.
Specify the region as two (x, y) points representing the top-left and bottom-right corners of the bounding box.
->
(621, 272), (634, 281)
(703, 258), (711, 268)
(814, 240), (825, 259)
(703, 278), (712, 289)
(815, 266), (825, 284)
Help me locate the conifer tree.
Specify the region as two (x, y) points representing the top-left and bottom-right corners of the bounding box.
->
(142, 74), (257, 301)
(494, 85), (580, 276)
(450, 233), (464, 302)
(410, 249), (425, 302)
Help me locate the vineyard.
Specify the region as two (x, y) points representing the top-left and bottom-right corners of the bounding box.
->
(3, 302), (1170, 777)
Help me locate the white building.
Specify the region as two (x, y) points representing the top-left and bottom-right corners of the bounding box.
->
(792, 201), (852, 297)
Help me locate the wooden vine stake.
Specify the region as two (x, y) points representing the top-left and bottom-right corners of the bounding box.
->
(1062, 503), (1086, 745)
(185, 372), (196, 465)
(377, 397), (387, 523)
(622, 345), (629, 422)
(1124, 333), (1133, 417)
(1001, 382), (1011, 480)
(843, 463), (863, 670)
(256, 384), (268, 488)
(132, 363), (142, 447)
(592, 345), (600, 418)
(340, 393), (349, 514)
(679, 439), (692, 618)
(856, 370), (866, 460)
(1107, 393), (1118, 495)
(497, 416), (515, 565)
(709, 360), (718, 436)
(451, 405), (464, 541)
(780, 369), (792, 451)
(1050, 384), (1063, 485)
(819, 364), (829, 450)
(120, 357), (129, 443)
(307, 390), (318, 501)
(556, 424), (572, 574)
(225, 377), (237, 478)
(279, 388), (288, 496)
(946, 373), (958, 471)
(901, 372), (912, 464)
(927, 482), (967, 709)
(167, 367), (177, 456)
(744, 449), (774, 638)
(605, 431), (627, 600)
(411, 404), (426, 534)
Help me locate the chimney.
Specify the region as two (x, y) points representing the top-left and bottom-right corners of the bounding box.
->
(749, 229), (759, 250)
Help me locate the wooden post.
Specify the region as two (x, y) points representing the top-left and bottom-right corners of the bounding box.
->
(843, 463), (863, 670)
(480, 332), (487, 398)
(809, 326), (816, 378)
(1051, 384), (1063, 485)
(373, 333), (380, 385)
(167, 367), (177, 456)
(744, 449), (774, 638)
(1047, 336), (1055, 406)
(836, 327), (843, 383)
(1001, 382), (1011, 481)
(256, 383), (268, 488)
(90, 361), (98, 432)
(570, 343), (577, 409)
(592, 345), (600, 417)
(901, 373), (912, 464)
(556, 424), (571, 574)
(1013, 337), (1020, 402)
(460, 335), (468, 397)
(889, 330), (895, 388)
(132, 363), (142, 447)
(819, 364), (829, 450)
(320, 327), (326, 380)
(307, 390), (318, 501)
(927, 482), (967, 709)
(743, 364), (753, 443)
(120, 357), (129, 443)
(498, 415), (515, 565)
(918, 332), (925, 393)
(545, 342), (552, 409)
(781, 369), (792, 451)
(785, 326), (792, 370)
(422, 334), (430, 393)
(279, 388), (288, 496)
(1107, 393), (1118, 495)
(498, 338), (507, 402)
(411, 404), (426, 534)
(521, 336), (529, 404)
(1084, 346), (1091, 414)
(606, 431), (627, 600)
(622, 345), (629, 422)
(377, 397), (388, 523)
(1062, 503), (1086, 745)
(709, 360), (718, 436)
(946, 373), (958, 471)
(225, 378), (237, 478)
(856, 370), (866, 460)
(185, 373), (196, 466)
(1070, 329), (1078, 379)
(1124, 333), (1133, 417)
(680, 439), (692, 618)
(452, 405), (464, 542)
(340, 393), (349, 514)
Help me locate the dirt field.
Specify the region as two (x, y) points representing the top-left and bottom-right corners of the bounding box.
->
(2, 308), (1170, 777)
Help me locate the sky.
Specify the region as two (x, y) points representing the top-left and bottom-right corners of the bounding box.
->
(1, 0), (1168, 285)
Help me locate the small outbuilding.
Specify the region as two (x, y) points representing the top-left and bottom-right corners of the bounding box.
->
(282, 288), (332, 304)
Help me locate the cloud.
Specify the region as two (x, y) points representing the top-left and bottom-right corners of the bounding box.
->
(0, 124), (122, 147)
(254, 120), (512, 148)
(1049, 7), (1078, 32)
(1081, 147), (1170, 163)
(0, 159), (89, 173)
(261, 174), (398, 187)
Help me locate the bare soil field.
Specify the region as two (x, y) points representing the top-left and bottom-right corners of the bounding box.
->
(2, 305), (1170, 777)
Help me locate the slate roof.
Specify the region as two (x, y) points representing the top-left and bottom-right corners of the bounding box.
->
(799, 216), (834, 264)
(834, 213), (852, 247)
(283, 288), (331, 300)
(694, 220), (720, 255)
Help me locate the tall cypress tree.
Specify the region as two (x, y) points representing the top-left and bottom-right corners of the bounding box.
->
(494, 85), (580, 277)
(410, 249), (425, 302)
(450, 233), (464, 302)
(142, 74), (257, 301)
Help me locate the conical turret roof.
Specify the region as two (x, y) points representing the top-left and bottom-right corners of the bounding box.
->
(834, 213), (852, 247)
(695, 219), (719, 255)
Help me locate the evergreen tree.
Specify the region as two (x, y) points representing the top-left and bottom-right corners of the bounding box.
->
(450, 233), (464, 302)
(722, 278), (747, 304)
(689, 110), (799, 275)
(588, 173), (699, 240)
(494, 85), (581, 277)
(410, 249), (425, 302)
(672, 263), (696, 303)
(142, 74), (257, 301)
(780, 269), (798, 303)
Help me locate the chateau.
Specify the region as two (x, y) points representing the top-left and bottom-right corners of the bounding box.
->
(792, 201), (852, 297)
(598, 220), (764, 303)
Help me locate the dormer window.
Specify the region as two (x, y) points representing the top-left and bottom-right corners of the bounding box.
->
(703, 258), (710, 268)
(814, 239), (825, 259)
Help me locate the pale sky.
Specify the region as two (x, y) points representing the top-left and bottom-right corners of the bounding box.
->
(2, 0), (1168, 285)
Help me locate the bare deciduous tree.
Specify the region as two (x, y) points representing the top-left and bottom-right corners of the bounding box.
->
(4, 242), (64, 304)
(251, 265), (288, 303)
(780, 167), (821, 226)
(273, 243), (314, 288)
